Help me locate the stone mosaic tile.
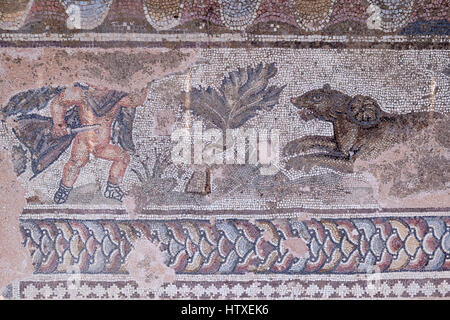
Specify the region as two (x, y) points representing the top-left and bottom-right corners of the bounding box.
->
(0, 0), (449, 300)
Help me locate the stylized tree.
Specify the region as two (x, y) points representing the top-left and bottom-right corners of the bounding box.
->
(186, 62), (285, 131)
(181, 62), (286, 194)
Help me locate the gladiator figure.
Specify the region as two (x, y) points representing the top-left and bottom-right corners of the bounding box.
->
(1, 82), (146, 204)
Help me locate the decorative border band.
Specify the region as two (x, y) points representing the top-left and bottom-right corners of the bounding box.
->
(15, 277), (450, 299)
(20, 215), (450, 275)
(0, 33), (448, 49)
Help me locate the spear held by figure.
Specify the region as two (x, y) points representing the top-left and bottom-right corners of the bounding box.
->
(66, 124), (101, 135)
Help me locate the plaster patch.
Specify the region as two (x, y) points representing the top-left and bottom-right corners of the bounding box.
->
(283, 236), (309, 259)
(355, 119), (450, 208)
(125, 238), (176, 290)
(0, 144), (33, 290)
(123, 195), (138, 219)
(0, 48), (198, 107)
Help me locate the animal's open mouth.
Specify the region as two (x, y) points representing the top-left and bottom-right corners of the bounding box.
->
(290, 98), (316, 121)
(297, 108), (315, 121)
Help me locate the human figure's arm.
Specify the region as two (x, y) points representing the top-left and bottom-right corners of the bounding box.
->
(50, 91), (78, 138)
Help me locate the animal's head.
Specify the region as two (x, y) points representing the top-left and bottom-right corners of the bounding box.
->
(290, 84), (348, 122)
(290, 84), (382, 127)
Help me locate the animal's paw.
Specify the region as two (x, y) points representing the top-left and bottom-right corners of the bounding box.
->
(285, 156), (314, 173)
(284, 141), (299, 156)
(283, 140), (307, 156)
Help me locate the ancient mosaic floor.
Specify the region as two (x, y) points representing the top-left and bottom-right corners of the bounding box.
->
(0, 0), (449, 300)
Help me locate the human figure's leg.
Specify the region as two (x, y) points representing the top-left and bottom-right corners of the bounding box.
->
(92, 144), (130, 185)
(62, 136), (90, 187)
(93, 144), (130, 201)
(54, 136), (90, 204)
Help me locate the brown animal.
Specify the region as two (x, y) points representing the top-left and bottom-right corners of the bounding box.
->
(284, 84), (447, 173)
